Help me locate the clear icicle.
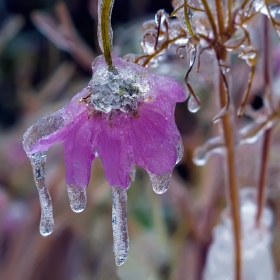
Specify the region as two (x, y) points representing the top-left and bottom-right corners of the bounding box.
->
(111, 186), (129, 266)
(30, 152), (54, 236)
(193, 136), (225, 166)
(97, 0), (114, 53)
(176, 139), (184, 164)
(148, 172), (172, 194)
(188, 95), (201, 113)
(67, 184), (87, 213)
(129, 166), (136, 182)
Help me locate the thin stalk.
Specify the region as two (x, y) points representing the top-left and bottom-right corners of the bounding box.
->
(215, 0), (225, 36)
(227, 0), (233, 32)
(100, 0), (114, 69)
(255, 16), (273, 226)
(219, 62), (242, 280)
(183, 0), (197, 38)
(200, 0), (218, 39)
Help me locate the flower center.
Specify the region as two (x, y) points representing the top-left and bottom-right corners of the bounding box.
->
(90, 66), (149, 113)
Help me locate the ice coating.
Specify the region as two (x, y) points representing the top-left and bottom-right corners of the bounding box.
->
(90, 63), (149, 113)
(193, 119), (275, 166)
(67, 184), (87, 213)
(23, 55), (186, 255)
(188, 94), (201, 113)
(176, 139), (184, 164)
(204, 188), (275, 280)
(111, 186), (129, 266)
(149, 172), (172, 194)
(193, 136), (225, 166)
(97, 0), (114, 53)
(30, 152), (54, 236)
(25, 55), (186, 190)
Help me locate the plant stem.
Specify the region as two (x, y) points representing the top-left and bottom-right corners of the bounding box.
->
(215, 0), (225, 36)
(99, 0), (114, 69)
(219, 62), (242, 280)
(227, 0), (233, 32)
(255, 16), (272, 226)
(200, 0), (218, 39)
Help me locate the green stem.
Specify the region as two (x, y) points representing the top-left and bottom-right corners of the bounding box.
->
(99, 0), (114, 69)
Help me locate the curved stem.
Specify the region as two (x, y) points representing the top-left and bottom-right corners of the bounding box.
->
(255, 16), (273, 227)
(99, 0), (114, 69)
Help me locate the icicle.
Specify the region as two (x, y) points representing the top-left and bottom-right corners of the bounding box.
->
(187, 94), (201, 113)
(30, 152), (54, 236)
(129, 166), (136, 182)
(111, 186), (129, 266)
(176, 139), (184, 164)
(67, 184), (87, 213)
(148, 172), (172, 194)
(193, 136), (225, 166)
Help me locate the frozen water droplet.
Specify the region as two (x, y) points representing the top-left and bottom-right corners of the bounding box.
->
(93, 149), (99, 157)
(30, 152), (54, 236)
(185, 41), (197, 67)
(111, 186), (129, 266)
(238, 46), (257, 67)
(149, 172), (172, 194)
(155, 9), (169, 29)
(188, 95), (201, 113)
(193, 137), (225, 166)
(67, 184), (87, 213)
(129, 166), (136, 182)
(176, 140), (184, 164)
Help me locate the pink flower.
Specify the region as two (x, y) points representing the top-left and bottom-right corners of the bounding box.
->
(23, 55), (186, 191)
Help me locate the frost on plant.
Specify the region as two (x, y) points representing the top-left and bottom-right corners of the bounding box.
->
(204, 188), (275, 280)
(23, 54), (186, 264)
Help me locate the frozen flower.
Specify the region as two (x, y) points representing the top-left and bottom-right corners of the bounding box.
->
(23, 54), (186, 265)
(23, 54), (185, 190)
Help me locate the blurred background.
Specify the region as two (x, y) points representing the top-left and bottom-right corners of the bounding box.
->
(0, 0), (280, 279)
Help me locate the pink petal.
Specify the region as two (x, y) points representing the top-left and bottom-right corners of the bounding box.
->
(29, 87), (90, 154)
(97, 115), (134, 189)
(129, 100), (180, 175)
(152, 74), (187, 103)
(64, 117), (99, 189)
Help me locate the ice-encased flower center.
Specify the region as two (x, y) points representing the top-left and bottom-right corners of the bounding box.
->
(90, 66), (149, 113)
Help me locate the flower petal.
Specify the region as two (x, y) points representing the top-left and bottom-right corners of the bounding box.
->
(152, 74), (187, 103)
(64, 117), (99, 189)
(129, 100), (180, 175)
(27, 87), (90, 155)
(97, 116), (134, 189)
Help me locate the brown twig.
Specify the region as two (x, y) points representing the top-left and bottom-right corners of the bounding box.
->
(219, 62), (242, 280)
(31, 2), (95, 71)
(255, 16), (273, 227)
